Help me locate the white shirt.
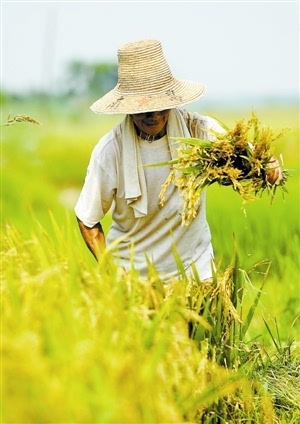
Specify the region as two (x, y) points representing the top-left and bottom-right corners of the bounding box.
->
(75, 109), (224, 281)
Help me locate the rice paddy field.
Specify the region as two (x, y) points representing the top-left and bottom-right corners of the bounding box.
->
(1, 98), (299, 423)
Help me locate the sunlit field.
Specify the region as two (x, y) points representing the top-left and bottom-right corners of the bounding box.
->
(2, 98), (299, 423)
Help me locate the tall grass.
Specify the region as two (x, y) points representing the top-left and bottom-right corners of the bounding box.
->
(1, 101), (299, 422)
(2, 216), (299, 423)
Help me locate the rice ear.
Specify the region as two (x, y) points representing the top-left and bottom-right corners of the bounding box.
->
(2, 114), (42, 126)
(158, 112), (290, 225)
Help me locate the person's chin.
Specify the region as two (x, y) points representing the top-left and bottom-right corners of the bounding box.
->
(145, 125), (162, 134)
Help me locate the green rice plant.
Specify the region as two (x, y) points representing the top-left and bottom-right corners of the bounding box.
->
(251, 316), (300, 423)
(4, 218), (298, 423)
(178, 236), (299, 423)
(184, 237), (256, 365)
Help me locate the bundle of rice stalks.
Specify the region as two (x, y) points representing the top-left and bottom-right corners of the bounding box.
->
(160, 112), (289, 225)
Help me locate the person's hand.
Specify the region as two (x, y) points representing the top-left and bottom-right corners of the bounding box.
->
(266, 156), (283, 185)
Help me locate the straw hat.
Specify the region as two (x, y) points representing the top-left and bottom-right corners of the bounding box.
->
(90, 39), (206, 115)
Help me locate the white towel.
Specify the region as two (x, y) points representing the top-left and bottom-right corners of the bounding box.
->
(122, 108), (191, 218)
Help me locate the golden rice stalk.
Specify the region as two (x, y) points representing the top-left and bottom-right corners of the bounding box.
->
(2, 114), (42, 126)
(160, 112), (289, 225)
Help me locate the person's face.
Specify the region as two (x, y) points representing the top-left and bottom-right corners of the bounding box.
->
(131, 109), (171, 137)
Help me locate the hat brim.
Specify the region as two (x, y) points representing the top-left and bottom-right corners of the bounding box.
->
(90, 79), (206, 115)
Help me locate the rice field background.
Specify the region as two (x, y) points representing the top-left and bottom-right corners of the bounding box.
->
(1, 98), (300, 423)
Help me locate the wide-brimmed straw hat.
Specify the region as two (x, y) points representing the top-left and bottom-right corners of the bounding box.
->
(90, 39), (206, 115)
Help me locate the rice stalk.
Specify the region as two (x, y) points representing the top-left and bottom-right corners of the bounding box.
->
(1, 113), (42, 126)
(159, 112), (289, 225)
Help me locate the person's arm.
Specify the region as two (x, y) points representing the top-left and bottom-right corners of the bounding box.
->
(77, 218), (106, 260)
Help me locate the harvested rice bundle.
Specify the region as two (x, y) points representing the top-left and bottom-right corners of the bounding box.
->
(160, 112), (289, 225)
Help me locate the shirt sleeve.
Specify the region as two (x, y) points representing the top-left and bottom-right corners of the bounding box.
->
(199, 115), (226, 141)
(74, 139), (117, 228)
(181, 109), (226, 140)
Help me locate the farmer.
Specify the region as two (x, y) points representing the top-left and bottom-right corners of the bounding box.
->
(75, 39), (282, 281)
